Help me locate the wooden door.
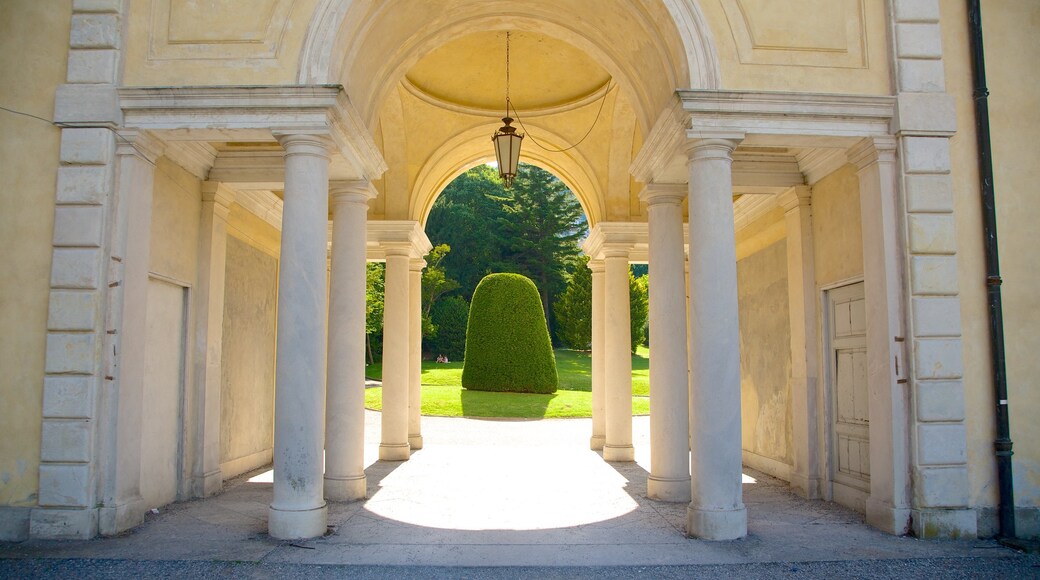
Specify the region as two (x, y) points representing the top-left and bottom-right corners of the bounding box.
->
(827, 282), (869, 512)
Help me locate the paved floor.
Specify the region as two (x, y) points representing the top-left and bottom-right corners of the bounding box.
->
(3, 412), (1038, 577)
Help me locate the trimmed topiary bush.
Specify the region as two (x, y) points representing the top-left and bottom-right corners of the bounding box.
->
(462, 273), (558, 394)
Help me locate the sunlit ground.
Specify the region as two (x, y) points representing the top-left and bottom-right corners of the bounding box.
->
(249, 414), (757, 530)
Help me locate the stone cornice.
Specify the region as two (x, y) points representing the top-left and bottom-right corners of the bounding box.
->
(366, 220), (432, 261)
(118, 85), (387, 180)
(582, 221), (691, 263)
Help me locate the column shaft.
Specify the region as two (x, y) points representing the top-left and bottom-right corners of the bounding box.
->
(269, 134), (330, 540)
(590, 261), (606, 450)
(642, 186), (692, 502)
(408, 260), (424, 450)
(603, 250), (634, 462)
(686, 136), (747, 540)
(379, 250), (411, 460)
(324, 183), (373, 501)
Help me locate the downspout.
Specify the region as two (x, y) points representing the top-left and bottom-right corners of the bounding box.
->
(966, 0), (1015, 540)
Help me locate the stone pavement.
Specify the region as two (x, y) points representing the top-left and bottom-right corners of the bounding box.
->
(2, 412), (1038, 578)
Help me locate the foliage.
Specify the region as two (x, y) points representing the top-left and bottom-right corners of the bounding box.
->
(462, 273), (558, 394)
(553, 255), (592, 350)
(426, 295), (469, 361)
(630, 272), (649, 353)
(421, 244), (460, 339)
(425, 163), (588, 341)
(365, 262), (385, 364)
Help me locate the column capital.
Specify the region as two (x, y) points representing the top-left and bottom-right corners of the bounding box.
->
(201, 181), (237, 216)
(368, 220), (432, 260)
(274, 132), (334, 159)
(409, 258), (427, 271)
(116, 129), (166, 164)
(588, 259), (605, 274)
(848, 136), (898, 172)
(639, 182), (687, 206)
(778, 185), (812, 213)
(684, 131), (745, 162)
(330, 180), (377, 207)
(602, 244), (632, 260)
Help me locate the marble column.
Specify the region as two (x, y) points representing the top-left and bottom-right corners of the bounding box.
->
(780, 186), (822, 500)
(324, 181), (375, 501)
(269, 134), (331, 540)
(589, 260), (606, 450)
(603, 248), (634, 462)
(379, 247), (412, 461)
(686, 134), (747, 540)
(408, 259), (426, 450)
(192, 182), (235, 499)
(641, 184), (692, 502)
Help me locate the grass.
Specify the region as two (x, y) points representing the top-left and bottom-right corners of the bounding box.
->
(364, 347), (652, 419)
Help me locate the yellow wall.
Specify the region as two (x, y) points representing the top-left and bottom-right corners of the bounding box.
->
(220, 213), (280, 478)
(150, 158), (201, 282)
(737, 239), (792, 467)
(0, 0), (72, 507)
(122, 0), (321, 87)
(811, 165), (864, 286)
(942, 0), (1040, 520)
(699, 0), (892, 95)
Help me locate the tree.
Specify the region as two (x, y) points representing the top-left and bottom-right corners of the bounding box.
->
(629, 272), (649, 353)
(427, 296), (468, 361)
(554, 259), (650, 354)
(365, 262), (385, 365)
(553, 255), (592, 350)
(491, 164), (587, 332)
(421, 244), (460, 339)
(462, 274), (558, 394)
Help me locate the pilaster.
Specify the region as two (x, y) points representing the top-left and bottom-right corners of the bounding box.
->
(191, 182), (235, 499)
(408, 258), (426, 450)
(589, 259), (606, 451)
(779, 186), (822, 500)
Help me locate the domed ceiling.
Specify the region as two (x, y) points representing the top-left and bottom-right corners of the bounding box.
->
(404, 31), (612, 114)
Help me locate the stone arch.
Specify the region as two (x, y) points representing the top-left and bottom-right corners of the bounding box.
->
(409, 122), (603, 228)
(296, 0), (720, 131)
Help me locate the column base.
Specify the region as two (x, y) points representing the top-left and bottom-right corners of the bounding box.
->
(788, 471), (822, 500)
(379, 443), (411, 461)
(98, 495), (147, 536)
(324, 475), (367, 502)
(866, 497), (912, 536)
(648, 476), (692, 503)
(269, 503), (328, 540)
(409, 434), (424, 450)
(686, 505), (747, 540)
(910, 508), (977, 539)
(29, 507), (99, 540)
(192, 468), (223, 498)
(603, 444), (635, 462)
(590, 435), (605, 450)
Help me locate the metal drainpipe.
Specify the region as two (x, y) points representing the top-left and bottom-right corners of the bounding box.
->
(966, 0), (1015, 540)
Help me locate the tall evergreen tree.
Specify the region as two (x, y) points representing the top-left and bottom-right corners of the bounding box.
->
(554, 255), (593, 350)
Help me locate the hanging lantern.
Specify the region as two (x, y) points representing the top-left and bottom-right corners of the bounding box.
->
(492, 32), (523, 188)
(493, 116), (523, 188)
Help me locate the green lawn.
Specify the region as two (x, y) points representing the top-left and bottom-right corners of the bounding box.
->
(364, 347), (651, 419)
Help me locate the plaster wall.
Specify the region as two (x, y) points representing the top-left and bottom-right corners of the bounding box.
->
(122, 0), (321, 87)
(737, 239), (793, 471)
(219, 232), (278, 478)
(688, 0), (892, 95)
(0, 1), (71, 527)
(149, 158), (201, 283)
(810, 164), (864, 286)
(940, 0), (1040, 537)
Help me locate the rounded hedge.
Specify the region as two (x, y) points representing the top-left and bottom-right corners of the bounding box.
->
(462, 273), (558, 394)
